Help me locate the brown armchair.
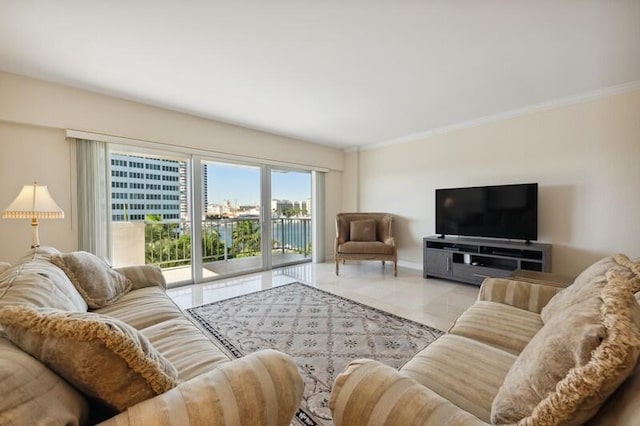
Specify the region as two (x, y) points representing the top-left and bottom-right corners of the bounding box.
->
(335, 213), (397, 276)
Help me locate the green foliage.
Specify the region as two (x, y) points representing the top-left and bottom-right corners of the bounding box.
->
(144, 218), (312, 269)
(145, 222), (227, 268)
(231, 220), (261, 258)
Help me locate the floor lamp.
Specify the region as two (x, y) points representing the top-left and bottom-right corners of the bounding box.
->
(2, 182), (64, 248)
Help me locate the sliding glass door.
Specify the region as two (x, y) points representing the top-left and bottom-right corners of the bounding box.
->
(271, 168), (312, 267)
(198, 160), (263, 279)
(109, 146), (315, 286)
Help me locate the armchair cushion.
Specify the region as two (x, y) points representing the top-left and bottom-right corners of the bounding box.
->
(349, 219), (376, 242)
(339, 241), (394, 255)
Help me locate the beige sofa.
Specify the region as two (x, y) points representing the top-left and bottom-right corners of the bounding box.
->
(0, 247), (303, 425)
(330, 256), (640, 425)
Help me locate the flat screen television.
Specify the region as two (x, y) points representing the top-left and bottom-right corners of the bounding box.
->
(435, 183), (538, 241)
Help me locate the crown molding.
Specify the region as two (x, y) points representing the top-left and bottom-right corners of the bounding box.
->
(359, 80), (640, 151)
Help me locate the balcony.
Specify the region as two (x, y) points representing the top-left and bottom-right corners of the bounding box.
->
(112, 217), (312, 284)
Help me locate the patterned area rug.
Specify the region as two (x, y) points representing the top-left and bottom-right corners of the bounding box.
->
(187, 282), (443, 426)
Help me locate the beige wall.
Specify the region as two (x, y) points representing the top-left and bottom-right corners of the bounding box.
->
(341, 150), (359, 212)
(0, 123), (77, 263)
(353, 90), (640, 276)
(0, 72), (344, 263)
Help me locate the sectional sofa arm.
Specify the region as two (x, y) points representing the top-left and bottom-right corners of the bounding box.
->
(478, 277), (567, 314)
(98, 349), (303, 426)
(114, 264), (167, 290)
(329, 359), (487, 426)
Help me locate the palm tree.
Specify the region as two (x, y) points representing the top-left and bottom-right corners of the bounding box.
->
(231, 219), (261, 257)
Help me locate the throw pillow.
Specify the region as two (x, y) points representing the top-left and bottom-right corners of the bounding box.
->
(541, 255), (638, 323)
(491, 256), (640, 426)
(0, 306), (178, 412)
(350, 219), (376, 242)
(50, 251), (132, 309)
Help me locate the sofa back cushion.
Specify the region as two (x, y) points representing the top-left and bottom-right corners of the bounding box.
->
(0, 337), (89, 425)
(0, 248), (87, 312)
(491, 256), (640, 425)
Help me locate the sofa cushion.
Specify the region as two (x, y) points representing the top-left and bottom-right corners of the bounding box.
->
(96, 287), (230, 381)
(479, 277), (563, 314)
(541, 255), (638, 323)
(0, 306), (178, 412)
(339, 241), (394, 255)
(51, 251), (132, 309)
(0, 261), (87, 312)
(0, 338), (89, 426)
(400, 334), (517, 423)
(140, 317), (231, 381)
(95, 286), (186, 329)
(448, 300), (543, 354)
(330, 358), (489, 426)
(350, 219), (376, 242)
(491, 260), (640, 426)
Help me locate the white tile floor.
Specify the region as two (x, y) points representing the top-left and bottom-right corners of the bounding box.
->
(167, 260), (480, 331)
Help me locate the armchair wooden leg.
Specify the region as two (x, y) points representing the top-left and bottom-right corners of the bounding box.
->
(336, 259), (339, 275)
(393, 261), (397, 277)
(382, 260), (385, 266)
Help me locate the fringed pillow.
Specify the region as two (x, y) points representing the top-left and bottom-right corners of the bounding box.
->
(541, 255), (638, 323)
(491, 255), (640, 426)
(50, 251), (132, 309)
(0, 306), (178, 411)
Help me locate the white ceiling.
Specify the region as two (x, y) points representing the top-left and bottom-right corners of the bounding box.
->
(1, 1), (639, 149)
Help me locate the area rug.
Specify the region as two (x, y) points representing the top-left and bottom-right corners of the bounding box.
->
(186, 282), (444, 426)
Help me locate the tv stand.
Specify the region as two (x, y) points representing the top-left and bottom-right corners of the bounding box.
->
(423, 236), (551, 286)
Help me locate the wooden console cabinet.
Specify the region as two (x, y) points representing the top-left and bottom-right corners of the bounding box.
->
(423, 236), (551, 286)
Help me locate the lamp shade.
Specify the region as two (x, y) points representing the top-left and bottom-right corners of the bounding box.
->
(2, 183), (64, 219)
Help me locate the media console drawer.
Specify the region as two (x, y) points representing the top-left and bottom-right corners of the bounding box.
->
(452, 264), (512, 285)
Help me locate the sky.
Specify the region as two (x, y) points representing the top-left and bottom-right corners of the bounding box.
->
(206, 163), (311, 206)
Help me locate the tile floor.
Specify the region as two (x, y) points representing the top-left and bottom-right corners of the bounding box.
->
(167, 260), (480, 331)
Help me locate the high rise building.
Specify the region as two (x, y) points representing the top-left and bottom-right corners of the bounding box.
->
(110, 153), (183, 222)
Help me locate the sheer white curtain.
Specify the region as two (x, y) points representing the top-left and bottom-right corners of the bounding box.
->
(76, 139), (111, 259)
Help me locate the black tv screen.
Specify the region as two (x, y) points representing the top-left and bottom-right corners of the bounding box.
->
(436, 183), (538, 241)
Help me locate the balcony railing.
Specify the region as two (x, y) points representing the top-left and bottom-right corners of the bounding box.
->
(143, 217), (311, 269)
